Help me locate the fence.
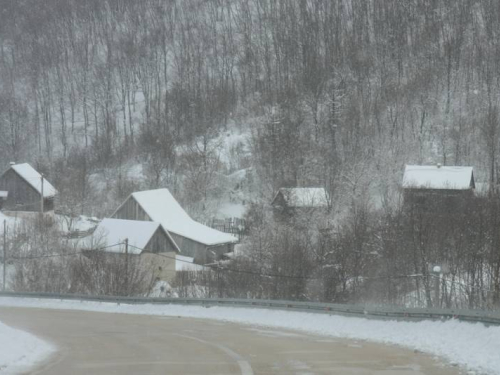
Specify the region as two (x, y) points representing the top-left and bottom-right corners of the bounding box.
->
(206, 218), (247, 241)
(1, 291), (499, 326)
(62, 227), (96, 239)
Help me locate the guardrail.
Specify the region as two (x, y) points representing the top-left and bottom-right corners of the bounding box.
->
(1, 291), (499, 326)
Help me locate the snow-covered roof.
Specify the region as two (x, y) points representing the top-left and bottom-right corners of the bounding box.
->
(175, 255), (206, 271)
(130, 189), (238, 246)
(9, 163), (58, 198)
(402, 165), (474, 190)
(85, 218), (163, 255)
(272, 188), (329, 208)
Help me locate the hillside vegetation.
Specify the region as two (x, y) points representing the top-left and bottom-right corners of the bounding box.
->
(1, 0), (500, 307)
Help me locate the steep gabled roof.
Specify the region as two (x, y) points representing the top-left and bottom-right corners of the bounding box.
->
(7, 163), (58, 197)
(84, 218), (179, 254)
(402, 165), (474, 190)
(125, 189), (238, 246)
(272, 187), (329, 208)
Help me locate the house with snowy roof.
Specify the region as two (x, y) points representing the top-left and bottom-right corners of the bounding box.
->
(0, 162), (58, 212)
(111, 189), (238, 264)
(402, 164), (475, 210)
(81, 218), (180, 282)
(271, 187), (330, 220)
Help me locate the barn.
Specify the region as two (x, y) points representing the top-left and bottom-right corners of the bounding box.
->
(271, 187), (329, 219)
(402, 164), (475, 210)
(0, 163), (58, 212)
(82, 218), (180, 282)
(112, 189), (238, 264)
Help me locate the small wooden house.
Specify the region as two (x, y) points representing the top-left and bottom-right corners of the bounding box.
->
(0, 163), (57, 212)
(271, 187), (329, 219)
(112, 189), (238, 264)
(82, 218), (180, 282)
(402, 164), (475, 211)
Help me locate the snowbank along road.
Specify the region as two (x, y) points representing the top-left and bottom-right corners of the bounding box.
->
(0, 307), (461, 375)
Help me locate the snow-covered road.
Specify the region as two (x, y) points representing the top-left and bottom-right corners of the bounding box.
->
(0, 319), (54, 374)
(0, 296), (499, 374)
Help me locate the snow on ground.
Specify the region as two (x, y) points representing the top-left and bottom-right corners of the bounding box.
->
(55, 214), (99, 233)
(273, 187), (329, 208)
(216, 202), (246, 219)
(0, 214), (22, 235)
(0, 297), (499, 375)
(0, 263), (15, 291)
(175, 255), (206, 271)
(219, 128), (250, 167)
(0, 319), (54, 374)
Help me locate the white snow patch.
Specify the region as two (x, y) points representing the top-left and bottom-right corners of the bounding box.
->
(219, 130), (250, 166)
(0, 319), (54, 374)
(273, 188), (329, 208)
(175, 255), (206, 271)
(0, 263), (15, 291)
(0, 214), (21, 236)
(216, 202), (246, 219)
(127, 163), (144, 180)
(55, 214), (98, 233)
(0, 297), (498, 375)
(148, 281), (177, 298)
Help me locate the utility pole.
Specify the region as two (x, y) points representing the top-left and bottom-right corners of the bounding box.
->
(124, 238), (129, 296)
(3, 220), (6, 292)
(40, 174), (44, 213)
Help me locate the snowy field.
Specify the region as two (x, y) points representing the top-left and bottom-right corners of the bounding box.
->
(0, 320), (54, 374)
(1, 297), (499, 374)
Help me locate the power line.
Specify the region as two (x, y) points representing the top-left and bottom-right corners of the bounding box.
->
(10, 250), (82, 260)
(127, 243), (316, 280)
(6, 239), (496, 295)
(9, 242), (125, 261)
(129, 243), (497, 295)
(127, 243), (426, 282)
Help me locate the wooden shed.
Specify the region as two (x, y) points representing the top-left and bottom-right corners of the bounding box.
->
(271, 187), (329, 219)
(0, 163), (57, 212)
(402, 164), (475, 211)
(112, 189), (238, 264)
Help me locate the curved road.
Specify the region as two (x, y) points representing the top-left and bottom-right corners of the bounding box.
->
(0, 307), (460, 375)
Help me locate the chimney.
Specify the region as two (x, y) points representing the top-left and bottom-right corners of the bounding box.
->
(437, 163), (441, 169)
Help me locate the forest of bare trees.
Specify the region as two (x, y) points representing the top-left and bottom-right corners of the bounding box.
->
(1, 0), (500, 308)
